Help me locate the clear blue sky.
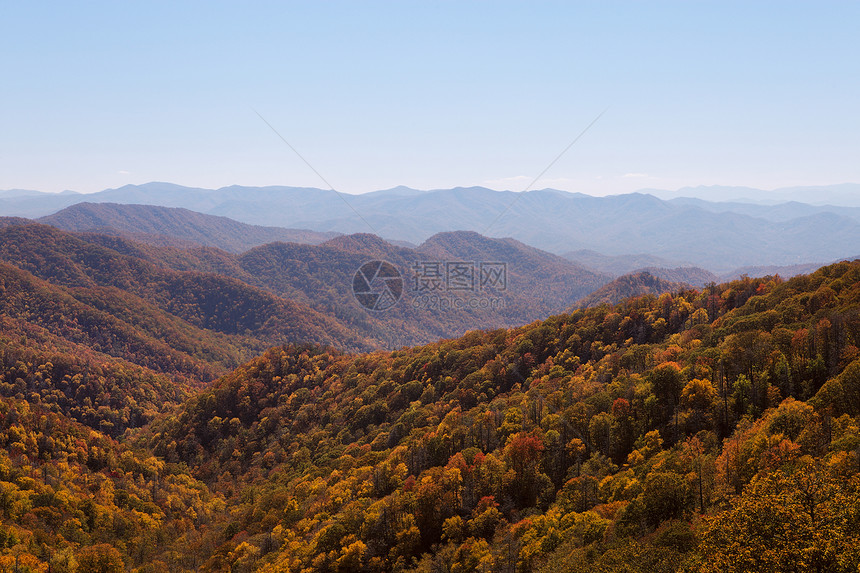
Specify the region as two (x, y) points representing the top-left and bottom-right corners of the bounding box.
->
(2, 1), (858, 195)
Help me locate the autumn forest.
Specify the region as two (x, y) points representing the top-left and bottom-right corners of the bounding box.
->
(0, 219), (859, 572)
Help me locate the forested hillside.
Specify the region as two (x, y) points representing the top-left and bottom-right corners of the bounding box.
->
(30, 223), (609, 348)
(0, 223), (375, 440)
(0, 223), (375, 354)
(232, 231), (607, 347)
(1, 219), (858, 571)
(0, 220), (610, 349)
(0, 397), (226, 571)
(134, 260), (860, 572)
(2, 226), (858, 571)
(573, 272), (689, 309)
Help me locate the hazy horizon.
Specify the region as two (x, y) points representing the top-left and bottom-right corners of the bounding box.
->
(5, 181), (860, 209)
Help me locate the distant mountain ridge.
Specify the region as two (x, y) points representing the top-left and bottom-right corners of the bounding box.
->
(561, 249), (822, 286)
(3, 182), (860, 270)
(667, 196), (860, 223)
(645, 183), (860, 206)
(39, 202), (340, 252)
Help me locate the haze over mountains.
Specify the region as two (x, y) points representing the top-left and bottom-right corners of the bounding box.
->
(2, 182), (859, 273)
(647, 183), (860, 206)
(2, 182), (856, 354)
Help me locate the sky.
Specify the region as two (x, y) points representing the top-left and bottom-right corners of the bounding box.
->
(2, 1), (859, 196)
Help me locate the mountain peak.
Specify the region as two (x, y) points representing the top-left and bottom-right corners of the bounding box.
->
(322, 232), (399, 255)
(573, 271), (689, 309)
